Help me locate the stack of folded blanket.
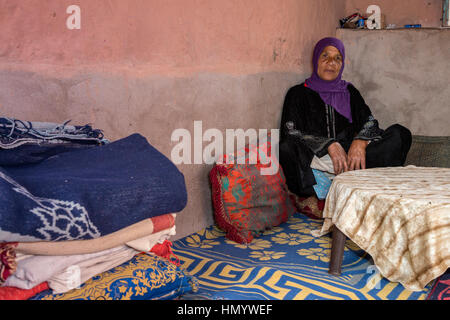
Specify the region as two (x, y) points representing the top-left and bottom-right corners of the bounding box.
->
(0, 118), (187, 299)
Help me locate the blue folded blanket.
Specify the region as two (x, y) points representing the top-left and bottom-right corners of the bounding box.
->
(0, 133), (187, 242)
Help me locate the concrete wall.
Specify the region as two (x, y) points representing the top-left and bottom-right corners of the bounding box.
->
(337, 28), (450, 136)
(0, 0), (346, 239)
(344, 0), (443, 27)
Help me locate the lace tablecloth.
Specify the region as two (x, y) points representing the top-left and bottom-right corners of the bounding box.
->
(320, 166), (450, 291)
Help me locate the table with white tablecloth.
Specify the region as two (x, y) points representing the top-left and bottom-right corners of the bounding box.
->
(320, 166), (450, 291)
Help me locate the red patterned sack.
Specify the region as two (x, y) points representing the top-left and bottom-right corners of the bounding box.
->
(209, 133), (296, 243)
(291, 194), (325, 220)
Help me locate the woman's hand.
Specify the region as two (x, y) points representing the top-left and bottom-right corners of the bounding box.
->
(327, 142), (348, 174)
(347, 139), (369, 170)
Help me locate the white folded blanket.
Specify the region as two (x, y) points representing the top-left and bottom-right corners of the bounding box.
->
(4, 225), (177, 291)
(47, 247), (138, 294)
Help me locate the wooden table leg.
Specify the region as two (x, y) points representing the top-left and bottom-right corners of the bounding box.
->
(328, 225), (346, 276)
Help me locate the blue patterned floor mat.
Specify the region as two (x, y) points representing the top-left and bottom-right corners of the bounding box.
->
(172, 212), (432, 300)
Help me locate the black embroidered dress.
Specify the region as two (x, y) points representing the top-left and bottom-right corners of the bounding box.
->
(279, 83), (412, 197)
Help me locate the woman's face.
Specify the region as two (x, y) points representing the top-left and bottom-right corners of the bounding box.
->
(316, 45), (343, 81)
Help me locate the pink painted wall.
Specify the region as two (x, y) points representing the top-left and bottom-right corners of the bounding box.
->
(344, 0), (443, 27)
(1, 0), (345, 78)
(0, 0), (346, 239)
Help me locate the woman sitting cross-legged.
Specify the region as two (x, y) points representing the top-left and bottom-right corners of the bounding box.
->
(279, 37), (412, 200)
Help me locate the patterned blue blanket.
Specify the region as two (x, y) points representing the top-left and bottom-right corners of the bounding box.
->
(0, 133), (187, 242)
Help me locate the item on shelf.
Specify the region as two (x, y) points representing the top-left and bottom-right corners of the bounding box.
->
(404, 24), (422, 28)
(443, 0), (449, 27)
(339, 13), (367, 29)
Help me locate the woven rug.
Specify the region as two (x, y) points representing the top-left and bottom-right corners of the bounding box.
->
(427, 269), (450, 300)
(404, 135), (450, 168)
(172, 212), (432, 300)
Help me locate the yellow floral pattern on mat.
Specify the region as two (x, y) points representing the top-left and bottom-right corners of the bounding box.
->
(297, 248), (331, 263)
(249, 250), (286, 261)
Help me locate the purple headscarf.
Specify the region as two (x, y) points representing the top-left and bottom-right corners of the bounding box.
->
(305, 37), (352, 122)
